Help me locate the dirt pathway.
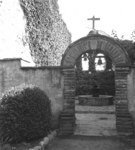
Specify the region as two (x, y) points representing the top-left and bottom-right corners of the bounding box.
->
(47, 136), (134, 150)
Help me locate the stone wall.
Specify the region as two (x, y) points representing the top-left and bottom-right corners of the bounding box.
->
(128, 68), (134, 112)
(60, 33), (134, 136)
(62, 35), (130, 67)
(115, 66), (134, 135)
(1, 58), (135, 135)
(0, 58), (64, 128)
(128, 67), (135, 124)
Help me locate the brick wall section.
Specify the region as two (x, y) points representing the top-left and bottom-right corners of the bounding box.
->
(59, 68), (75, 135)
(62, 35), (130, 67)
(115, 66), (134, 136)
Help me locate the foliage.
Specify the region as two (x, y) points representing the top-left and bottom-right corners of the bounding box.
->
(111, 29), (135, 64)
(0, 85), (51, 144)
(75, 52), (115, 96)
(116, 39), (135, 64)
(131, 30), (135, 42)
(75, 71), (94, 95)
(75, 70), (115, 96)
(19, 0), (71, 66)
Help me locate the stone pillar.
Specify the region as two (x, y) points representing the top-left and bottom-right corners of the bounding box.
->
(115, 66), (134, 136)
(59, 68), (75, 136)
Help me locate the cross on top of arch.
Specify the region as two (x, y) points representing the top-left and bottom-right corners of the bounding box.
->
(88, 16), (100, 30)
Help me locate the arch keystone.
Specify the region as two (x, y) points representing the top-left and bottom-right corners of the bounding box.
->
(90, 40), (98, 50)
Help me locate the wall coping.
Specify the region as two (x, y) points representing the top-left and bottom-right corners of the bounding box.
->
(0, 58), (22, 61)
(0, 58), (74, 70)
(21, 66), (64, 70)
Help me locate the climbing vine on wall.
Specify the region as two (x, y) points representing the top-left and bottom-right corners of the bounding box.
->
(19, 0), (71, 66)
(111, 30), (135, 64)
(116, 39), (135, 64)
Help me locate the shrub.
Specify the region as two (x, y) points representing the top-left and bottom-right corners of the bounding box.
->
(0, 85), (51, 144)
(115, 39), (135, 64)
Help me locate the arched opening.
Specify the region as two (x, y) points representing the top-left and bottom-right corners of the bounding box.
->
(75, 50), (116, 136)
(75, 50), (114, 96)
(59, 35), (133, 136)
(79, 52), (107, 72)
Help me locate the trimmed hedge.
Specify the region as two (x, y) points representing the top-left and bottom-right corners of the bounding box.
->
(0, 85), (51, 144)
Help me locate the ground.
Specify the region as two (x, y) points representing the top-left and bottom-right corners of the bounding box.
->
(47, 136), (135, 150)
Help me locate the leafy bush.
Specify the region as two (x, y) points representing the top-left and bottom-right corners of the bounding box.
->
(0, 85), (51, 144)
(75, 70), (115, 96)
(115, 39), (135, 64)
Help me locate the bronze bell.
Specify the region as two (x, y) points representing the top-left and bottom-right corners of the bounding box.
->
(97, 57), (102, 65)
(83, 53), (88, 61)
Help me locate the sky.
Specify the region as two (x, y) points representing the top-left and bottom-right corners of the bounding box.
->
(0, 0), (135, 64)
(0, 0), (34, 65)
(58, 0), (135, 41)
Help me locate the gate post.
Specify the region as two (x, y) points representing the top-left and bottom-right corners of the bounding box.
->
(115, 65), (134, 136)
(59, 68), (75, 136)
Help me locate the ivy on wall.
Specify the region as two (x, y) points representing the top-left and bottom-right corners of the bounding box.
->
(75, 70), (115, 96)
(19, 0), (71, 66)
(111, 30), (135, 64)
(116, 39), (135, 64)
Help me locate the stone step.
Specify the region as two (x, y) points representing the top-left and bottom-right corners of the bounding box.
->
(74, 127), (117, 136)
(75, 113), (116, 121)
(76, 111), (115, 114)
(75, 105), (115, 114)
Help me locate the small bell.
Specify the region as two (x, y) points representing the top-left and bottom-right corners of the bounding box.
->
(97, 57), (102, 65)
(83, 53), (88, 61)
(84, 57), (87, 61)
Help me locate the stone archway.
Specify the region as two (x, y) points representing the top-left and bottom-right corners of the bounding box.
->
(59, 34), (134, 136)
(61, 35), (130, 67)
